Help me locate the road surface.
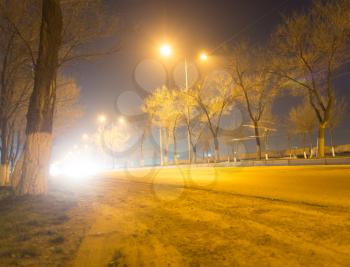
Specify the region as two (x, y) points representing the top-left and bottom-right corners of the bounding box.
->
(68, 165), (350, 267)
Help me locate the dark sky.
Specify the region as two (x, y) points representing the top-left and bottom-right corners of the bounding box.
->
(62, 0), (350, 152)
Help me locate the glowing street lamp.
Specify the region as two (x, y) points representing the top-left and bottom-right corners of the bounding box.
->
(200, 52), (208, 61)
(160, 43), (172, 57)
(158, 42), (209, 165)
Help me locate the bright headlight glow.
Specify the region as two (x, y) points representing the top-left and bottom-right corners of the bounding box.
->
(50, 153), (103, 181)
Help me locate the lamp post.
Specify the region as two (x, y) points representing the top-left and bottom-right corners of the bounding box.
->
(159, 44), (173, 166)
(183, 53), (208, 164)
(159, 43), (208, 165)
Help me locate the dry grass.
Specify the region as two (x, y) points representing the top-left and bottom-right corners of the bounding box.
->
(0, 184), (92, 267)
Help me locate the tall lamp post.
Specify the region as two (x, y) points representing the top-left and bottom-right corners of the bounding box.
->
(159, 44), (173, 166)
(159, 43), (208, 164)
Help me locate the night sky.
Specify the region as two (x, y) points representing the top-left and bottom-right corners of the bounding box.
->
(61, 0), (350, 154)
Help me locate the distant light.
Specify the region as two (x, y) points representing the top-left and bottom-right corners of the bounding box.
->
(118, 116), (125, 124)
(82, 133), (89, 141)
(98, 114), (106, 124)
(200, 52), (208, 61)
(160, 44), (172, 57)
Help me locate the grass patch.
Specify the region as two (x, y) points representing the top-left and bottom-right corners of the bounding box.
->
(0, 184), (92, 267)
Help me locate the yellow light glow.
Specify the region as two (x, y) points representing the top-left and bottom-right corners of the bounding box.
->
(160, 44), (172, 57)
(119, 117), (125, 124)
(98, 114), (106, 124)
(200, 52), (208, 61)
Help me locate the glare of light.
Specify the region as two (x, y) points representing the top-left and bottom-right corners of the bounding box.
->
(82, 133), (89, 141)
(49, 154), (104, 181)
(61, 160), (99, 179)
(160, 44), (172, 57)
(118, 116), (125, 124)
(49, 161), (61, 177)
(98, 114), (106, 124)
(200, 52), (208, 61)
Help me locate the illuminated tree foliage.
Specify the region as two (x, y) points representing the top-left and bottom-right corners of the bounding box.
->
(142, 86), (181, 165)
(191, 72), (236, 162)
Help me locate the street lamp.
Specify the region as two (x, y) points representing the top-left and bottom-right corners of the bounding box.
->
(158, 43), (209, 164)
(160, 43), (172, 57)
(199, 52), (208, 61)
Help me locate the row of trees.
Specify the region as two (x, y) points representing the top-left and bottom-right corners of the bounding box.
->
(142, 0), (350, 163)
(143, 71), (237, 164)
(0, 0), (117, 194)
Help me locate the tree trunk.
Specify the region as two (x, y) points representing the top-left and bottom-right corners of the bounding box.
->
(159, 127), (163, 166)
(317, 124), (326, 158)
(0, 120), (9, 185)
(9, 131), (21, 173)
(187, 127), (192, 164)
(213, 136), (219, 162)
(253, 121), (261, 160)
(329, 128), (335, 157)
(163, 128), (168, 165)
(173, 126), (177, 165)
(13, 0), (63, 195)
(192, 144), (197, 164)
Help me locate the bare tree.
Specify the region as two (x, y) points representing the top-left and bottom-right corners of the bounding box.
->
(177, 88), (204, 163)
(12, 0), (63, 195)
(8, 0), (118, 194)
(272, 0), (350, 157)
(0, 1), (35, 185)
(197, 129), (212, 162)
(191, 72), (236, 162)
(229, 43), (280, 159)
(1, 76), (81, 183)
